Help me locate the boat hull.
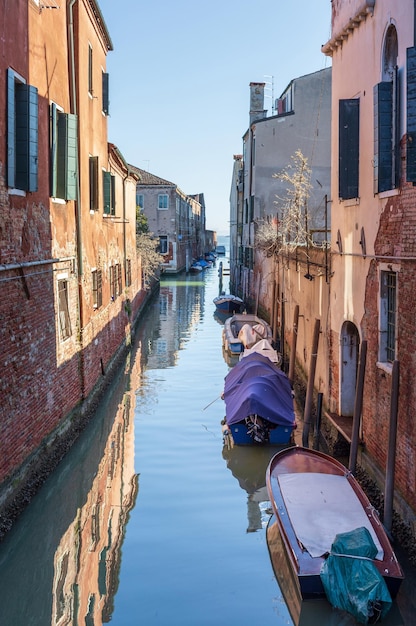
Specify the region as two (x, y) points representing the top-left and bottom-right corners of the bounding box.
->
(266, 446), (404, 601)
(230, 422), (294, 445)
(213, 296), (244, 314)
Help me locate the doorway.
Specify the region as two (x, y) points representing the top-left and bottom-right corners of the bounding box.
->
(340, 321), (360, 416)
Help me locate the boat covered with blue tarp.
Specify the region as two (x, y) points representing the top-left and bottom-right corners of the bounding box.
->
(222, 352), (296, 445)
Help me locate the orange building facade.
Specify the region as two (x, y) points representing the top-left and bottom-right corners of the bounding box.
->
(0, 0), (146, 529)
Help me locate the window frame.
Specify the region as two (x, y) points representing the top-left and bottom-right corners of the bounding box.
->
(379, 266), (398, 364)
(88, 43), (93, 95)
(159, 235), (168, 254)
(92, 268), (102, 309)
(158, 194), (169, 210)
(57, 277), (72, 341)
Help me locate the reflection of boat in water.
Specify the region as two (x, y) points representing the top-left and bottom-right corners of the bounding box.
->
(266, 446), (404, 624)
(222, 444), (289, 532)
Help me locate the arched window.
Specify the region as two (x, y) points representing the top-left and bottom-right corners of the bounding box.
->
(374, 24), (399, 192)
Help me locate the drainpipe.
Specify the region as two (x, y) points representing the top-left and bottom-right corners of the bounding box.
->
(68, 0), (85, 396)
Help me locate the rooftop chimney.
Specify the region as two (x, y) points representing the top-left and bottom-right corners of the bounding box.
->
(249, 82), (267, 125)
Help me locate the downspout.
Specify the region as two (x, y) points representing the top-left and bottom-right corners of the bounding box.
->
(68, 0), (85, 397)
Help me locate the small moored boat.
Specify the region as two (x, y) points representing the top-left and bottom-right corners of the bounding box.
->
(266, 446), (404, 608)
(213, 294), (244, 314)
(222, 313), (272, 355)
(222, 352), (296, 445)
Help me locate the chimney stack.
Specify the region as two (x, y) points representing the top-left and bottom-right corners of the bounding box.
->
(249, 82), (267, 125)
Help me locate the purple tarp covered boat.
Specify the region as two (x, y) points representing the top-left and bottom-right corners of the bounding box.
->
(222, 353), (296, 445)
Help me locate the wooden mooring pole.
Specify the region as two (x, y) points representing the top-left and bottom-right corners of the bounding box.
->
(349, 340), (367, 474)
(384, 359), (400, 534)
(302, 318), (321, 448)
(288, 305), (299, 384)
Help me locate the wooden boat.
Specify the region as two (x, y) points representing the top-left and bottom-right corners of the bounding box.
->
(222, 352), (296, 445)
(213, 293), (244, 314)
(266, 446), (404, 605)
(222, 313), (272, 355)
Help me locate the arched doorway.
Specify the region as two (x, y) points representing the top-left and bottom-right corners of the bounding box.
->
(340, 321), (360, 416)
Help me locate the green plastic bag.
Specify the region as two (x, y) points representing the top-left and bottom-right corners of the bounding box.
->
(320, 526), (392, 624)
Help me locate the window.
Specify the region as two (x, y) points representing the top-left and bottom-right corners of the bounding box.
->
(137, 193), (144, 208)
(89, 156), (98, 211)
(158, 194), (169, 209)
(125, 259), (132, 287)
(379, 270), (397, 363)
(374, 25), (399, 193)
(116, 264), (122, 296)
(159, 236), (168, 254)
(102, 71), (109, 115)
(103, 171), (115, 215)
(88, 44), (93, 95)
(50, 103), (78, 200)
(7, 68), (38, 192)
(92, 269), (102, 309)
(407, 47), (416, 182)
(109, 264), (122, 300)
(58, 279), (72, 340)
(339, 99), (359, 199)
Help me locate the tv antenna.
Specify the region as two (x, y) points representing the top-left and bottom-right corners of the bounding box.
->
(264, 75), (275, 115)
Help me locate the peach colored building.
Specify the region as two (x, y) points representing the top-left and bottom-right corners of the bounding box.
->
(324, 0), (416, 528)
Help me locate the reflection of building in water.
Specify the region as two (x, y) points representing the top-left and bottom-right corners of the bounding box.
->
(51, 348), (142, 625)
(145, 277), (205, 369)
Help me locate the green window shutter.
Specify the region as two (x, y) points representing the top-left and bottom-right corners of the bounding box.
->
(15, 83), (38, 192)
(374, 82), (393, 193)
(103, 171), (111, 214)
(407, 47), (416, 182)
(51, 103), (58, 197)
(339, 98), (360, 199)
(57, 112), (78, 200)
(102, 72), (109, 115)
(27, 85), (38, 192)
(111, 174), (116, 215)
(7, 69), (16, 188)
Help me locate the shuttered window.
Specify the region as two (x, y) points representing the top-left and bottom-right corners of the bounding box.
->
(339, 99), (359, 199)
(92, 269), (102, 309)
(374, 71), (399, 193)
(102, 72), (109, 115)
(51, 103), (78, 200)
(407, 47), (416, 182)
(103, 171), (115, 215)
(7, 68), (38, 192)
(89, 156), (99, 211)
(58, 279), (72, 341)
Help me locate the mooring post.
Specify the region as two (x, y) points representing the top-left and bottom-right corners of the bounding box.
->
(288, 305), (299, 385)
(349, 340), (367, 474)
(384, 360), (400, 534)
(302, 318), (320, 448)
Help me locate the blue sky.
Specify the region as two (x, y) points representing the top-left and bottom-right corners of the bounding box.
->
(99, 0), (332, 234)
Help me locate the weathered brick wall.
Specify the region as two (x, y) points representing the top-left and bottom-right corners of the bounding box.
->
(361, 185), (416, 514)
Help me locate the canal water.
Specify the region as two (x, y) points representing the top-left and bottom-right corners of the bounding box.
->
(0, 242), (413, 625)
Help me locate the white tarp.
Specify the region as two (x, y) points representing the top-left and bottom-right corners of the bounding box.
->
(277, 473), (384, 559)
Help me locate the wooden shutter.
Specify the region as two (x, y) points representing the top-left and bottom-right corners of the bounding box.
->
(57, 112), (78, 200)
(407, 47), (416, 182)
(102, 72), (109, 115)
(339, 99), (359, 199)
(103, 171), (111, 214)
(7, 69), (16, 188)
(374, 82), (393, 193)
